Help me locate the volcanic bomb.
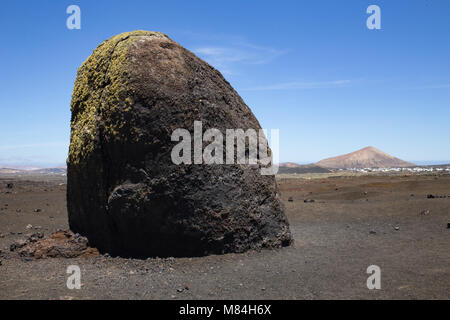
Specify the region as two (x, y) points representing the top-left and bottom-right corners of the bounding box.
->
(67, 30), (292, 258)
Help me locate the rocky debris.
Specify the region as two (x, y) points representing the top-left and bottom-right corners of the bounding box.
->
(288, 197), (294, 202)
(10, 230), (99, 259)
(10, 240), (27, 251)
(67, 30), (292, 258)
(427, 194), (447, 199)
(6, 183), (13, 189)
(304, 199), (315, 203)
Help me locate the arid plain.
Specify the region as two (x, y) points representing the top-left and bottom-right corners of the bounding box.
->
(0, 173), (449, 299)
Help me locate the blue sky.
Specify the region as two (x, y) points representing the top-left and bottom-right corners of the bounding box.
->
(0, 0), (449, 166)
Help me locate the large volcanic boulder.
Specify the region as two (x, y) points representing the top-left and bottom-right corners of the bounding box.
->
(67, 30), (292, 258)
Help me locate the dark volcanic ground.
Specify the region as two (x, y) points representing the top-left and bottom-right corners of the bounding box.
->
(0, 174), (449, 299)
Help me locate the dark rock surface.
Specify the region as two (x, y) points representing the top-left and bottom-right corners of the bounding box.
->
(67, 30), (292, 258)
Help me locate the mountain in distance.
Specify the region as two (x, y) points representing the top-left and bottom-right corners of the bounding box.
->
(0, 168), (26, 175)
(278, 162), (302, 168)
(278, 162), (332, 174)
(0, 167), (67, 175)
(316, 146), (415, 169)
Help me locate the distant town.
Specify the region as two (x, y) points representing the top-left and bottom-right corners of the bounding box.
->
(338, 165), (450, 174)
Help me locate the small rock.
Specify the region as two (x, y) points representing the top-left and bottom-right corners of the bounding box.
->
(30, 232), (44, 240)
(177, 288), (184, 293)
(420, 210), (430, 215)
(16, 209), (21, 213)
(6, 183), (13, 189)
(410, 194), (414, 197)
(427, 194), (435, 199)
(288, 197), (293, 202)
(447, 223), (450, 229)
(10, 240), (27, 251)
(369, 230), (377, 235)
(261, 287), (266, 291)
(394, 226), (400, 231)
(364, 191), (368, 195)
(26, 224), (33, 230)
(34, 209), (41, 213)
(304, 199), (315, 203)
(183, 283), (190, 290)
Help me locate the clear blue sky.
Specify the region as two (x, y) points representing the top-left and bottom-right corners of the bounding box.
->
(0, 0), (449, 166)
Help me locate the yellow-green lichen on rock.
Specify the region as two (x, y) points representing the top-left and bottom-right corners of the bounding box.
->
(68, 31), (168, 165)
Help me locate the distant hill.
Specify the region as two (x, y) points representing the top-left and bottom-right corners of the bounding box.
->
(278, 162), (302, 168)
(28, 168), (67, 175)
(0, 168), (26, 175)
(0, 167), (66, 175)
(316, 146), (415, 169)
(278, 163), (332, 174)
